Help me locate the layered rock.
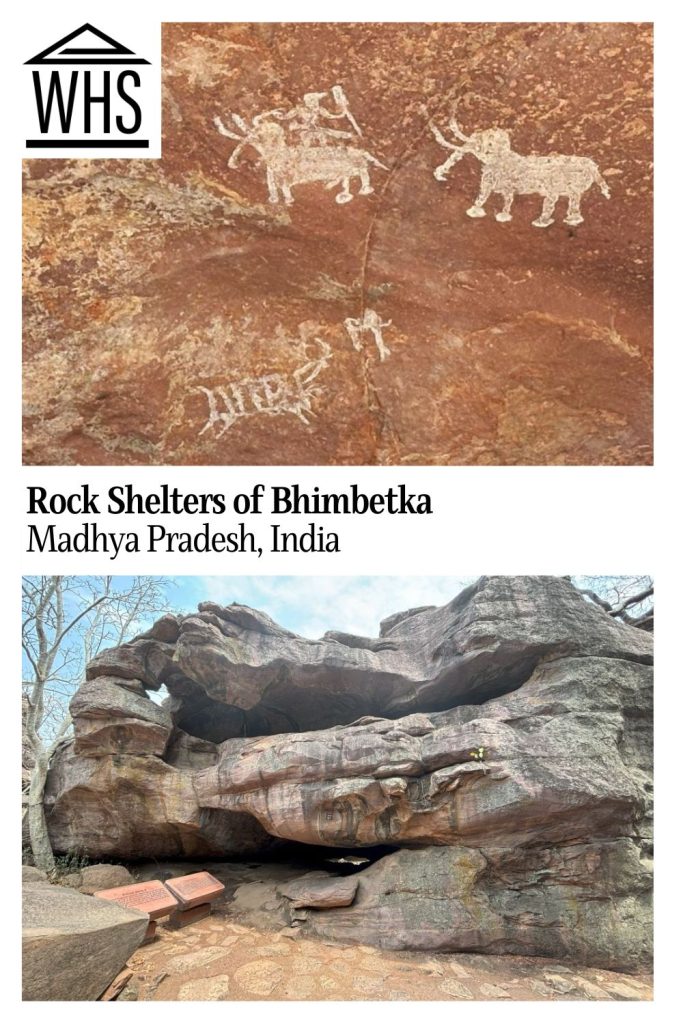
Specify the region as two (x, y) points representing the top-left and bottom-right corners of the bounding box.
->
(44, 576), (653, 968)
(45, 741), (275, 860)
(84, 576), (651, 739)
(195, 655), (652, 850)
(284, 841), (652, 971)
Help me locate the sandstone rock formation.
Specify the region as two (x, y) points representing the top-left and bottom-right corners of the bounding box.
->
(60, 863), (135, 895)
(23, 24), (652, 466)
(22, 879), (148, 1000)
(44, 577), (653, 968)
(278, 872), (359, 910)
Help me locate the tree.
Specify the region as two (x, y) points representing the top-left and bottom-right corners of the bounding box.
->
(572, 575), (654, 631)
(22, 576), (174, 872)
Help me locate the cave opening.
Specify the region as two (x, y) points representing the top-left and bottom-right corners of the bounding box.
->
(165, 662), (542, 746)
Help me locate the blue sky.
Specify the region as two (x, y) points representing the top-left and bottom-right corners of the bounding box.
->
(166, 576), (476, 638)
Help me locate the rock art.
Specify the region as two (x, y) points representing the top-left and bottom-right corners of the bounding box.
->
(22, 24), (652, 466)
(344, 310), (392, 361)
(197, 336), (332, 436)
(215, 85), (386, 206)
(44, 576), (653, 968)
(431, 118), (611, 227)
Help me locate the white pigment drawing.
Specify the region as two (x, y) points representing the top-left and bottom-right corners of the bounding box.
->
(214, 86), (387, 205)
(197, 339), (332, 437)
(344, 310), (392, 361)
(430, 117), (611, 228)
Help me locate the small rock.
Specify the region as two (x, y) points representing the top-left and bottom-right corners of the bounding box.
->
(479, 983), (511, 999)
(601, 981), (646, 1001)
(543, 973), (577, 994)
(572, 978), (611, 1000)
(449, 962), (472, 979)
(22, 866), (48, 885)
(530, 980), (554, 997)
(279, 872), (359, 909)
(78, 864), (135, 895)
(439, 979), (474, 998)
(233, 960), (284, 996)
(117, 984), (138, 1001)
(178, 975), (231, 1000)
(165, 947), (227, 974)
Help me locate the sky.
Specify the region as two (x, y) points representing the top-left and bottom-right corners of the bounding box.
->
(168, 576), (476, 638)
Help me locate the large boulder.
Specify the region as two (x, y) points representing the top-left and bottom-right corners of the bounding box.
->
(82, 576), (651, 740)
(60, 864), (135, 895)
(22, 883), (148, 1000)
(70, 676), (173, 756)
(278, 872), (359, 909)
(194, 655), (652, 850)
(43, 576), (653, 968)
(45, 743), (275, 860)
(290, 843), (652, 971)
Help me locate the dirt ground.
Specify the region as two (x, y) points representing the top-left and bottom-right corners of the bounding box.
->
(123, 861), (653, 1002)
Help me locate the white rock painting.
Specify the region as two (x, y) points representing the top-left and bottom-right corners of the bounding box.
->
(430, 117), (611, 227)
(214, 86), (387, 205)
(344, 310), (392, 361)
(197, 338), (332, 437)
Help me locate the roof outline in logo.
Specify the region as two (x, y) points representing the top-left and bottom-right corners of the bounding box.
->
(25, 23), (150, 65)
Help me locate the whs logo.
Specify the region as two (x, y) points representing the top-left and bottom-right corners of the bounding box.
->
(23, 22), (160, 157)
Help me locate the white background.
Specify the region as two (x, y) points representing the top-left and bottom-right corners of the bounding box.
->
(4, 0), (678, 1018)
(20, 16), (161, 159)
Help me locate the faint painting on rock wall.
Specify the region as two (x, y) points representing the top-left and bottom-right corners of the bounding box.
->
(22, 23), (653, 465)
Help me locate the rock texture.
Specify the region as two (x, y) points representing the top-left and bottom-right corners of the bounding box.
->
(22, 865), (47, 885)
(83, 578), (651, 740)
(195, 655), (652, 851)
(22, 881), (148, 1000)
(23, 24), (652, 466)
(278, 872), (359, 910)
(60, 863), (135, 895)
(45, 740), (276, 860)
(45, 577), (653, 968)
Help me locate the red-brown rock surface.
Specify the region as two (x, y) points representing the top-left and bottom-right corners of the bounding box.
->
(44, 577), (653, 968)
(23, 23), (652, 465)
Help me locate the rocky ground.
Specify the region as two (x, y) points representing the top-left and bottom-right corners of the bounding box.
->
(125, 862), (652, 1002)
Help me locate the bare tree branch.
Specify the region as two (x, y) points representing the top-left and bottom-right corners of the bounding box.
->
(21, 575), (174, 871)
